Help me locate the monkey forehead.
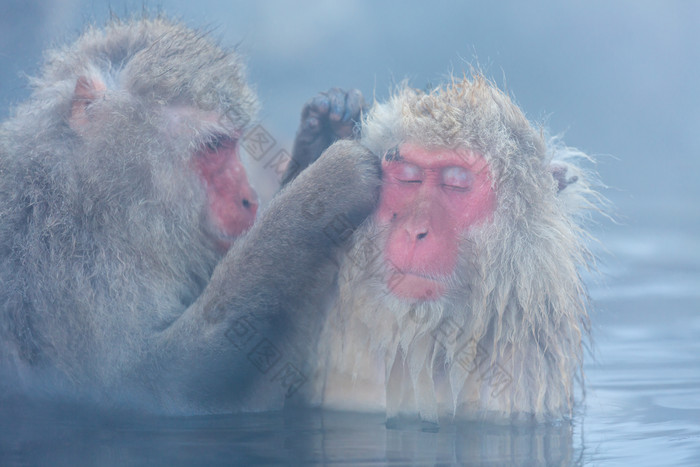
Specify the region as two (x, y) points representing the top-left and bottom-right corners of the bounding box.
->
(362, 76), (546, 166)
(394, 143), (489, 172)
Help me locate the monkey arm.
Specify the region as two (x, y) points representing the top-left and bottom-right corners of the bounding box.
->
(150, 140), (380, 412)
(280, 89), (366, 187)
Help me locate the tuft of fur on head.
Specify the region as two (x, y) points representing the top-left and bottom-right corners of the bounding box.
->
(31, 16), (258, 127)
(0, 17), (257, 394)
(314, 75), (599, 422)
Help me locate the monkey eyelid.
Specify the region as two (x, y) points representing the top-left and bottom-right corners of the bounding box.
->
(441, 184), (471, 192)
(397, 179), (422, 185)
(390, 162), (423, 183)
(441, 166), (474, 191)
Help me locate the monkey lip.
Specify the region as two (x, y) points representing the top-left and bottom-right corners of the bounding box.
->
(387, 270), (446, 301)
(204, 225), (242, 253)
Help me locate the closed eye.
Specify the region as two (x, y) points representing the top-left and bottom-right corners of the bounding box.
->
(394, 163), (423, 184)
(442, 166), (474, 192)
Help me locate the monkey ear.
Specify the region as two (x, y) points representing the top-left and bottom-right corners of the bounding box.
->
(550, 163), (579, 193)
(69, 75), (106, 132)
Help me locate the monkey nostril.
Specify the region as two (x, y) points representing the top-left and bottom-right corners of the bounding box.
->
(416, 231), (428, 240)
(242, 198), (251, 209)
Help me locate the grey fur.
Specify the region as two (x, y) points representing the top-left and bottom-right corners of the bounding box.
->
(310, 76), (600, 423)
(0, 18), (380, 413)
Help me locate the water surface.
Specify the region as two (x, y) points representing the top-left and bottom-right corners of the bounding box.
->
(2, 204), (698, 466)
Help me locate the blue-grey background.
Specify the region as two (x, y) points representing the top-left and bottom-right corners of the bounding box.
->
(1, 1), (698, 465)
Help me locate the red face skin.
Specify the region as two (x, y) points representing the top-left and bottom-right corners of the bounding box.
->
(194, 136), (258, 251)
(376, 143), (496, 301)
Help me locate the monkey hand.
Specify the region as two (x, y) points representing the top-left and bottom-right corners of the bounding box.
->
(281, 88), (366, 187)
(282, 139), (380, 239)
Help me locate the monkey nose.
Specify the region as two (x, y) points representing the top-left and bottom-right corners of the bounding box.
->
(405, 212), (430, 241)
(242, 196), (258, 217)
(404, 222), (429, 241)
(404, 198), (433, 241)
(237, 179), (258, 214)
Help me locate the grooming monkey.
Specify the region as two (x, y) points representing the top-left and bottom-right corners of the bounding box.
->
(0, 18), (378, 412)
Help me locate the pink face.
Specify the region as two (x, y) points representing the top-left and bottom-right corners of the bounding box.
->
(194, 135), (258, 251)
(376, 143), (496, 301)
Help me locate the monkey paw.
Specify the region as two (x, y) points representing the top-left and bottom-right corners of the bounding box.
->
(282, 89), (366, 187)
(294, 139), (380, 231)
(299, 88), (365, 143)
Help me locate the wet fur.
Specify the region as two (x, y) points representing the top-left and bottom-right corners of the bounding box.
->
(0, 18), (381, 412)
(312, 76), (599, 422)
(0, 17), (258, 389)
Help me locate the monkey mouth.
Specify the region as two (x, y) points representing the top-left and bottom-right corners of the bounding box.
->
(387, 270), (446, 301)
(202, 220), (241, 253)
(205, 231), (235, 253)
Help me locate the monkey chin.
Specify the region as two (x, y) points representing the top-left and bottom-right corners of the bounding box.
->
(202, 224), (241, 254)
(201, 211), (255, 254)
(388, 271), (446, 301)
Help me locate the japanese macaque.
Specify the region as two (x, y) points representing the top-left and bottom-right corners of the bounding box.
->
(292, 77), (597, 424)
(0, 18), (379, 412)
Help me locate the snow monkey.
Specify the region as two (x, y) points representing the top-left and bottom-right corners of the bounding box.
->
(287, 77), (597, 424)
(0, 18), (379, 412)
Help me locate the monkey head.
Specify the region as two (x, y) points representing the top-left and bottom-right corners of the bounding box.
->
(315, 76), (594, 420)
(360, 76), (586, 306)
(51, 18), (259, 252)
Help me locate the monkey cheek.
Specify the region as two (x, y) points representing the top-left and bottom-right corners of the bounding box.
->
(387, 272), (446, 301)
(219, 210), (256, 237)
(202, 206), (256, 253)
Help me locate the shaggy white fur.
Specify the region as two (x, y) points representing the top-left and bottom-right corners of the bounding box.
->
(311, 76), (600, 423)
